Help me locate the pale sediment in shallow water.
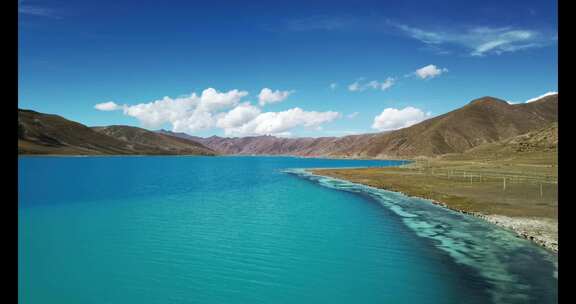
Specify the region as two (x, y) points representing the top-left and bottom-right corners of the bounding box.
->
(480, 215), (557, 253)
(391, 195), (558, 253)
(383, 195), (558, 253)
(286, 169), (557, 304)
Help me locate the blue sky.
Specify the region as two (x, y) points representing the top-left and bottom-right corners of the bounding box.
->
(19, 0), (557, 137)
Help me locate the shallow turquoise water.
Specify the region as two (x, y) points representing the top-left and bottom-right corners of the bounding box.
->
(18, 156), (557, 303)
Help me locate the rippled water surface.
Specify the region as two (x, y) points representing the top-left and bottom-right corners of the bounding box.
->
(19, 156), (557, 303)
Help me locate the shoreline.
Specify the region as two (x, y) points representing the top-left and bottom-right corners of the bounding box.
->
(18, 153), (413, 163)
(307, 169), (558, 253)
(17, 154), (218, 158)
(18, 152), (410, 160)
(407, 195), (558, 253)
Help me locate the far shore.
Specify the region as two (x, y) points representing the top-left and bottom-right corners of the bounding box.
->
(18, 152), (412, 162)
(17, 153), (218, 157)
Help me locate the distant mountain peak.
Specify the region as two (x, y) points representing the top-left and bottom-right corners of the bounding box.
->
(467, 96), (509, 105)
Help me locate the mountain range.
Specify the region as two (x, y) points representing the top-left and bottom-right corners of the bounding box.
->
(159, 94), (558, 158)
(18, 94), (557, 158)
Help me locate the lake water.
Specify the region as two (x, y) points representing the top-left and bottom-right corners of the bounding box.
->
(18, 156), (557, 304)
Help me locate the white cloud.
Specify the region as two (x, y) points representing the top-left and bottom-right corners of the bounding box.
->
(223, 107), (341, 137)
(94, 88), (247, 131)
(94, 101), (122, 111)
(122, 88), (247, 130)
(380, 78), (395, 90)
(198, 88), (248, 112)
(415, 64), (448, 79)
(121, 95), (199, 129)
(172, 109), (215, 133)
(506, 91), (558, 104)
(524, 91), (558, 103)
(367, 78), (395, 90)
(348, 78), (395, 92)
(348, 80), (363, 92)
(95, 87), (340, 137)
(372, 106), (431, 131)
(258, 88), (293, 106)
(392, 22), (555, 56)
(330, 83), (338, 90)
(216, 102), (261, 128)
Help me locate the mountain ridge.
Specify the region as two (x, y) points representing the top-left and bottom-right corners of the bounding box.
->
(19, 93), (557, 158)
(18, 109), (216, 155)
(159, 94), (557, 158)
(92, 125), (216, 155)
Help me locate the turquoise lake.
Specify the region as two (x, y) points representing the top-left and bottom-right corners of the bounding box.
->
(18, 156), (557, 304)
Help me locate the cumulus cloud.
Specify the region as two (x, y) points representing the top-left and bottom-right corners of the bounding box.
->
(524, 91), (558, 103)
(392, 22), (555, 56)
(120, 95), (198, 129)
(258, 88), (293, 106)
(415, 64), (448, 79)
(348, 77), (395, 92)
(216, 102), (261, 129)
(94, 88), (247, 132)
(172, 109), (215, 133)
(223, 108), (340, 137)
(95, 87), (340, 136)
(372, 106), (431, 131)
(198, 88), (248, 112)
(123, 88), (247, 131)
(94, 101), (122, 111)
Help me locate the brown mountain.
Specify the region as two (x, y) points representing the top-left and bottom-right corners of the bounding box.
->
(156, 131), (380, 157)
(18, 109), (216, 155)
(445, 122), (558, 160)
(351, 95), (558, 158)
(160, 94), (557, 158)
(20, 93), (557, 157)
(92, 125), (216, 155)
